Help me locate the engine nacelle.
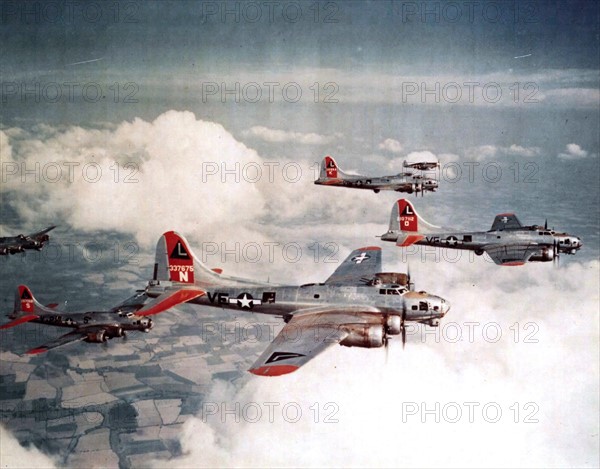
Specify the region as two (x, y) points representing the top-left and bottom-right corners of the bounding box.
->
(105, 326), (124, 338)
(529, 248), (554, 262)
(86, 330), (107, 343)
(340, 325), (385, 348)
(386, 315), (402, 335)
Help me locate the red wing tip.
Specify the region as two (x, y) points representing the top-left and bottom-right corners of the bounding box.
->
(502, 261), (525, 266)
(356, 246), (381, 251)
(496, 213), (515, 216)
(211, 268), (223, 274)
(26, 348), (47, 355)
(249, 365), (300, 377)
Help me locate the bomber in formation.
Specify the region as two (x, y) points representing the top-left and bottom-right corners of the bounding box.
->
(0, 286), (202, 354)
(0, 226), (56, 255)
(381, 199), (583, 266)
(144, 232), (450, 376)
(314, 155), (439, 194)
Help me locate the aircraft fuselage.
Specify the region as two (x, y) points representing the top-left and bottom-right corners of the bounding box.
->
(382, 227), (582, 256)
(147, 282), (450, 324)
(314, 174), (438, 193)
(7, 310), (153, 332)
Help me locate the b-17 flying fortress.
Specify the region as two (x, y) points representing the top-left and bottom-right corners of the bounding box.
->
(0, 285), (204, 354)
(314, 155), (439, 194)
(380, 199), (582, 266)
(0, 226), (56, 255)
(145, 231), (450, 376)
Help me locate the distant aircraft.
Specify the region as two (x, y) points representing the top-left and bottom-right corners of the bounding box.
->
(403, 159), (440, 171)
(380, 199), (583, 266)
(0, 226), (56, 255)
(144, 231), (450, 376)
(0, 285), (203, 354)
(314, 156), (438, 194)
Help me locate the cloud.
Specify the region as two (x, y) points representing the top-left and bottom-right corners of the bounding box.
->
(558, 143), (594, 160)
(242, 126), (342, 145)
(0, 112), (387, 270)
(152, 258), (599, 468)
(0, 425), (59, 468)
(464, 144), (541, 161)
(505, 144), (541, 158)
(404, 150), (439, 166)
(1, 112), (268, 247)
(541, 88), (600, 109)
(377, 138), (403, 154)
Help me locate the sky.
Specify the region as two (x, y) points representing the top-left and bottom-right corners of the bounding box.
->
(0, 0), (599, 467)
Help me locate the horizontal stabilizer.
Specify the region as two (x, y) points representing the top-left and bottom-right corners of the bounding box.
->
(0, 314), (39, 330)
(395, 234), (425, 247)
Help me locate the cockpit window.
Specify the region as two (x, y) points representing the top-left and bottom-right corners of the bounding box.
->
(379, 288), (404, 295)
(419, 301), (428, 311)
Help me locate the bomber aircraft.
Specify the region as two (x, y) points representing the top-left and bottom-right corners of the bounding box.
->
(0, 285), (202, 354)
(0, 226), (56, 255)
(403, 159), (440, 171)
(380, 199), (582, 266)
(144, 231), (451, 376)
(314, 155), (439, 194)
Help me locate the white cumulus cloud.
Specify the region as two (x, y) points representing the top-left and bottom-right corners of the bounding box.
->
(0, 425), (59, 468)
(558, 143), (593, 160)
(242, 126), (342, 145)
(377, 138), (403, 154)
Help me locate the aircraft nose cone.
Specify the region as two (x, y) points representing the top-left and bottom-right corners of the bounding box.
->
(443, 299), (451, 314)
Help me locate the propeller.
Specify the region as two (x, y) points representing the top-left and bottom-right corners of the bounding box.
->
(553, 238), (560, 267)
(544, 219), (548, 230)
(401, 299), (407, 349)
(384, 334), (390, 364)
(406, 264), (413, 291)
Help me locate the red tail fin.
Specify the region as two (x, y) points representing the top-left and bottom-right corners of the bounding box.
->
(324, 156), (338, 178)
(389, 199), (441, 235)
(18, 285), (36, 313)
(398, 199), (419, 232)
(163, 231), (195, 284)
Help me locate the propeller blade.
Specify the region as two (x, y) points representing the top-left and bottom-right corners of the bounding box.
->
(406, 264), (412, 291)
(401, 299), (407, 349)
(385, 337), (390, 364)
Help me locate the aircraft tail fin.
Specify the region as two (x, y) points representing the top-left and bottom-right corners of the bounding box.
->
(389, 199), (441, 237)
(318, 155), (347, 180)
(14, 285), (58, 315)
(152, 231), (220, 288)
(1, 285), (58, 328)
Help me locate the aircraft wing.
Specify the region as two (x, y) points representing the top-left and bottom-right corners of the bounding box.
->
(29, 225), (57, 239)
(484, 244), (541, 266)
(324, 246), (382, 286)
(490, 214), (522, 231)
(249, 307), (381, 376)
(136, 288), (206, 316)
(108, 290), (149, 314)
(25, 328), (94, 355)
